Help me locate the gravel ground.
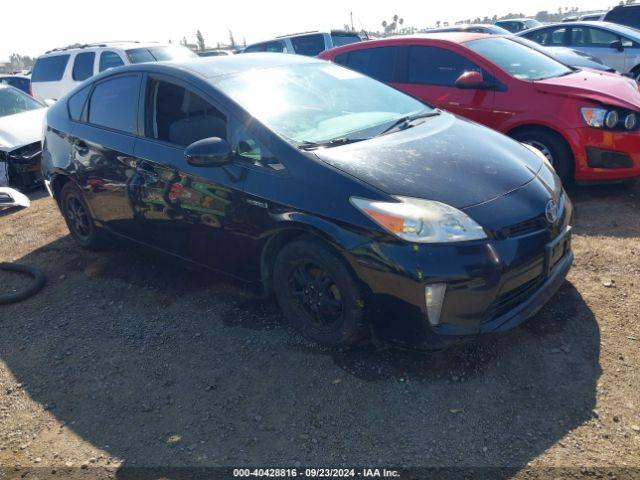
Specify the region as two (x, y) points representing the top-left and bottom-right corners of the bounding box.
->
(0, 185), (639, 479)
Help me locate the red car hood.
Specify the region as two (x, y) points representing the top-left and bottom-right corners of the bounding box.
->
(535, 70), (640, 111)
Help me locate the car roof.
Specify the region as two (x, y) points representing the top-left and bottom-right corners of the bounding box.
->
(97, 53), (325, 81)
(523, 20), (640, 37)
(42, 42), (170, 56)
(496, 18), (531, 22)
(387, 32), (490, 43)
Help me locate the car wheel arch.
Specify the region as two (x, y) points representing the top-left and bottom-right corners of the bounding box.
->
(259, 219), (367, 296)
(507, 124), (575, 157)
(50, 173), (72, 203)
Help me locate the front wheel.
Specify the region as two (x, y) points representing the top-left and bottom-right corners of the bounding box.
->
(273, 239), (367, 347)
(512, 128), (574, 183)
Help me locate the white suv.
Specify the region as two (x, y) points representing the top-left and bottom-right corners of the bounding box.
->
(242, 31), (362, 57)
(31, 42), (197, 101)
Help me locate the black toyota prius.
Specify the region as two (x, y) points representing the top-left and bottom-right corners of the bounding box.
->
(41, 53), (573, 349)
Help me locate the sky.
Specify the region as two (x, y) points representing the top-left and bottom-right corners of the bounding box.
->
(0, 0), (616, 60)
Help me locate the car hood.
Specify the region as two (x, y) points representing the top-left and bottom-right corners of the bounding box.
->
(314, 113), (543, 210)
(534, 70), (640, 110)
(0, 109), (46, 151)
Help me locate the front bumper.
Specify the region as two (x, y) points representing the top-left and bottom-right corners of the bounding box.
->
(347, 225), (573, 350)
(567, 127), (640, 182)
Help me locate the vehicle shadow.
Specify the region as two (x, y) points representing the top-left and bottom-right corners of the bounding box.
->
(0, 236), (601, 477)
(567, 181), (640, 238)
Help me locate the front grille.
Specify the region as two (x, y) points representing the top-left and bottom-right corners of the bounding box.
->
(497, 215), (547, 239)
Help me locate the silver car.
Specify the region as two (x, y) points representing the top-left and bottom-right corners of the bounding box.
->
(518, 21), (640, 80)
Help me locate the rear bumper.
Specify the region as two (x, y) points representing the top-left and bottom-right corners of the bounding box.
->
(567, 127), (640, 181)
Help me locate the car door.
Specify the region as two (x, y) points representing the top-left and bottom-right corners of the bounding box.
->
(129, 74), (249, 274)
(568, 26), (626, 71)
(69, 73), (146, 241)
(394, 45), (497, 127)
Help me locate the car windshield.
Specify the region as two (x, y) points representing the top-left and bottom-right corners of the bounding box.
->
(126, 46), (197, 64)
(213, 63), (430, 144)
(466, 37), (574, 80)
(0, 86), (43, 118)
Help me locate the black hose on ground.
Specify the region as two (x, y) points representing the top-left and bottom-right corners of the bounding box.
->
(0, 263), (46, 304)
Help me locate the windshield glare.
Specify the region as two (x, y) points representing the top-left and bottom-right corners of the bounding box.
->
(214, 63), (430, 144)
(0, 87), (44, 118)
(466, 37), (573, 81)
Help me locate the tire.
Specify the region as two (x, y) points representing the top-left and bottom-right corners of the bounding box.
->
(511, 128), (574, 183)
(0, 263), (46, 304)
(273, 239), (367, 347)
(60, 182), (108, 250)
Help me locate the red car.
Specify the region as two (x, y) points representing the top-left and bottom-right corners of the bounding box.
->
(320, 33), (640, 183)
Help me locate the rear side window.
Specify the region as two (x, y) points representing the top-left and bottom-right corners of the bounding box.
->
(99, 51), (125, 72)
(342, 47), (398, 82)
(290, 34), (326, 56)
(244, 41), (286, 53)
(330, 33), (361, 48)
(407, 46), (482, 86)
(32, 55), (70, 82)
(68, 85), (92, 121)
(72, 52), (96, 81)
(88, 75), (140, 133)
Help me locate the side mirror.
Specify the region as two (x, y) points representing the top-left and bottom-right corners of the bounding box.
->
(610, 39), (623, 52)
(455, 70), (485, 89)
(185, 137), (232, 167)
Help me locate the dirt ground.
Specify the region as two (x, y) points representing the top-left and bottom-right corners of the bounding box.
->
(0, 184), (639, 479)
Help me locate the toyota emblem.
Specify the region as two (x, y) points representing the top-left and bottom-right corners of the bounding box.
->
(545, 199), (560, 224)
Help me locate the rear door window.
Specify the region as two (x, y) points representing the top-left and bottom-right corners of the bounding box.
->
(407, 46), (482, 86)
(88, 75), (140, 133)
(290, 34), (326, 56)
(72, 52), (96, 81)
(99, 51), (125, 72)
(31, 55), (70, 82)
(341, 47), (398, 82)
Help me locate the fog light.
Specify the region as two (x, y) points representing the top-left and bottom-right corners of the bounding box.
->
(425, 283), (447, 326)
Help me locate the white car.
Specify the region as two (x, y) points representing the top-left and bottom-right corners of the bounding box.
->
(518, 21), (640, 80)
(31, 42), (197, 102)
(0, 85), (48, 189)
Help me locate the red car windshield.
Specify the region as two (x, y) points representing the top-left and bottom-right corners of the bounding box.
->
(466, 37), (573, 81)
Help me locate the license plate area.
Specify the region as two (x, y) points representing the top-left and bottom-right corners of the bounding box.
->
(545, 227), (571, 275)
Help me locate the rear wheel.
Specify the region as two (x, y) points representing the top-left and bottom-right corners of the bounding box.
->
(511, 128), (574, 183)
(60, 182), (108, 250)
(273, 239), (367, 347)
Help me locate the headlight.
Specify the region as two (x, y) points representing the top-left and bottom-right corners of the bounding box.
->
(350, 196), (487, 243)
(581, 107), (638, 131)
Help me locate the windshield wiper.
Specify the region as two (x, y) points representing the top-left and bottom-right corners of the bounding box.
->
(376, 109), (442, 137)
(298, 137), (366, 151)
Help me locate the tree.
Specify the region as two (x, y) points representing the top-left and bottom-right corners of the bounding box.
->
(181, 36), (188, 47)
(196, 30), (206, 51)
(229, 30), (236, 48)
